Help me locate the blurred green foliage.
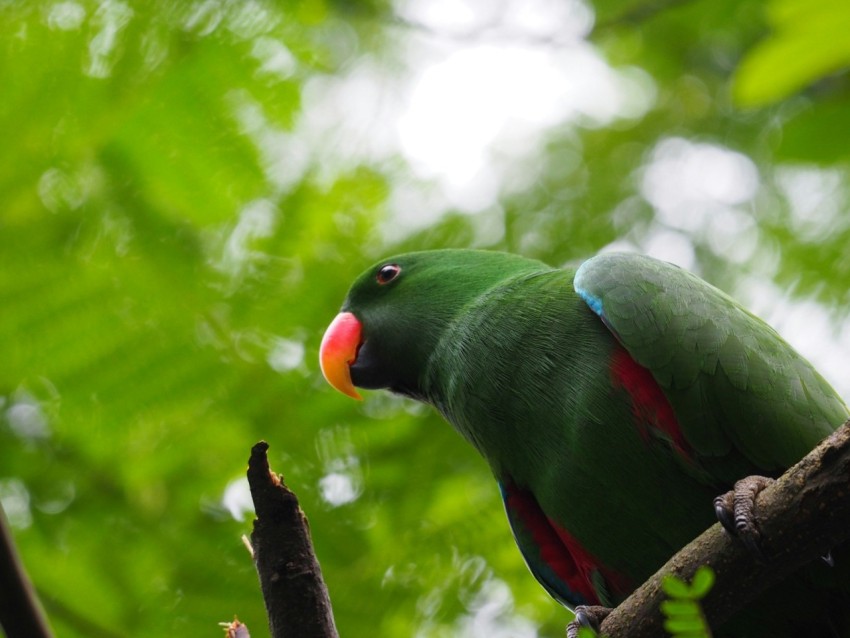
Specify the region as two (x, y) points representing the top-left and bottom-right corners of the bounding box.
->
(1, 1), (848, 637)
(661, 567), (714, 638)
(733, 0), (850, 107)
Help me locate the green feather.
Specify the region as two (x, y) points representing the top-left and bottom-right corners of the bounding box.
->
(333, 249), (850, 636)
(575, 252), (848, 474)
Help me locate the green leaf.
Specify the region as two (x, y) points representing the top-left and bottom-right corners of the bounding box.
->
(662, 567), (715, 601)
(661, 568), (714, 638)
(664, 617), (709, 633)
(662, 573), (696, 600)
(661, 599), (701, 617)
(734, 0), (850, 106)
(689, 566), (716, 599)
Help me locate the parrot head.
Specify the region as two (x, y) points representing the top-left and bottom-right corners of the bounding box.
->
(320, 249), (547, 401)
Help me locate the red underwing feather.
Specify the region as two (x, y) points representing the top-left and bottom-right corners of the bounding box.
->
(503, 481), (632, 607)
(610, 344), (693, 462)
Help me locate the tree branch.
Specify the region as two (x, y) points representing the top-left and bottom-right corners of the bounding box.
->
(599, 419), (850, 637)
(0, 502), (54, 638)
(247, 441), (339, 638)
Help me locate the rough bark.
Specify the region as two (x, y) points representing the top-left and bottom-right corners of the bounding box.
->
(247, 441), (339, 638)
(0, 503), (54, 638)
(598, 419), (850, 637)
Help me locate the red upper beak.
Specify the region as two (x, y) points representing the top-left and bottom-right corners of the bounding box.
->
(319, 312), (363, 400)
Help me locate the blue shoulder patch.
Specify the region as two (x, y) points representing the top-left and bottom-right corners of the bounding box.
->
(574, 261), (604, 317)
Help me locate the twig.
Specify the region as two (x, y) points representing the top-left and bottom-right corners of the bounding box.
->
(0, 503), (54, 638)
(247, 441), (339, 638)
(599, 420), (850, 637)
(221, 617), (251, 638)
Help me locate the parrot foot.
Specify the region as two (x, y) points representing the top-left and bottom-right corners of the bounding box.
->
(713, 475), (774, 561)
(565, 605), (612, 638)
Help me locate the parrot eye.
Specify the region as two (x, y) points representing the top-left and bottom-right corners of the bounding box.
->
(376, 264), (401, 285)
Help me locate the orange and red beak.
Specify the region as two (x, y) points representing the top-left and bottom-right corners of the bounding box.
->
(319, 312), (363, 400)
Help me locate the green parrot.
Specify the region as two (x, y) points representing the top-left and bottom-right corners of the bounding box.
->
(319, 249), (850, 637)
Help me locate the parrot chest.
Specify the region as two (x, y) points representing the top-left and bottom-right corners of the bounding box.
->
(423, 279), (719, 581)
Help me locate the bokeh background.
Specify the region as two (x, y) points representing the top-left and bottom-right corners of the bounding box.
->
(2, 0), (849, 636)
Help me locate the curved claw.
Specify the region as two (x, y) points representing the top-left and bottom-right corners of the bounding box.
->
(713, 491), (736, 536)
(566, 605), (612, 638)
(713, 475), (774, 562)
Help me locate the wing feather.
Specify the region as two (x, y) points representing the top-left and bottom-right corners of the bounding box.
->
(575, 253), (848, 476)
